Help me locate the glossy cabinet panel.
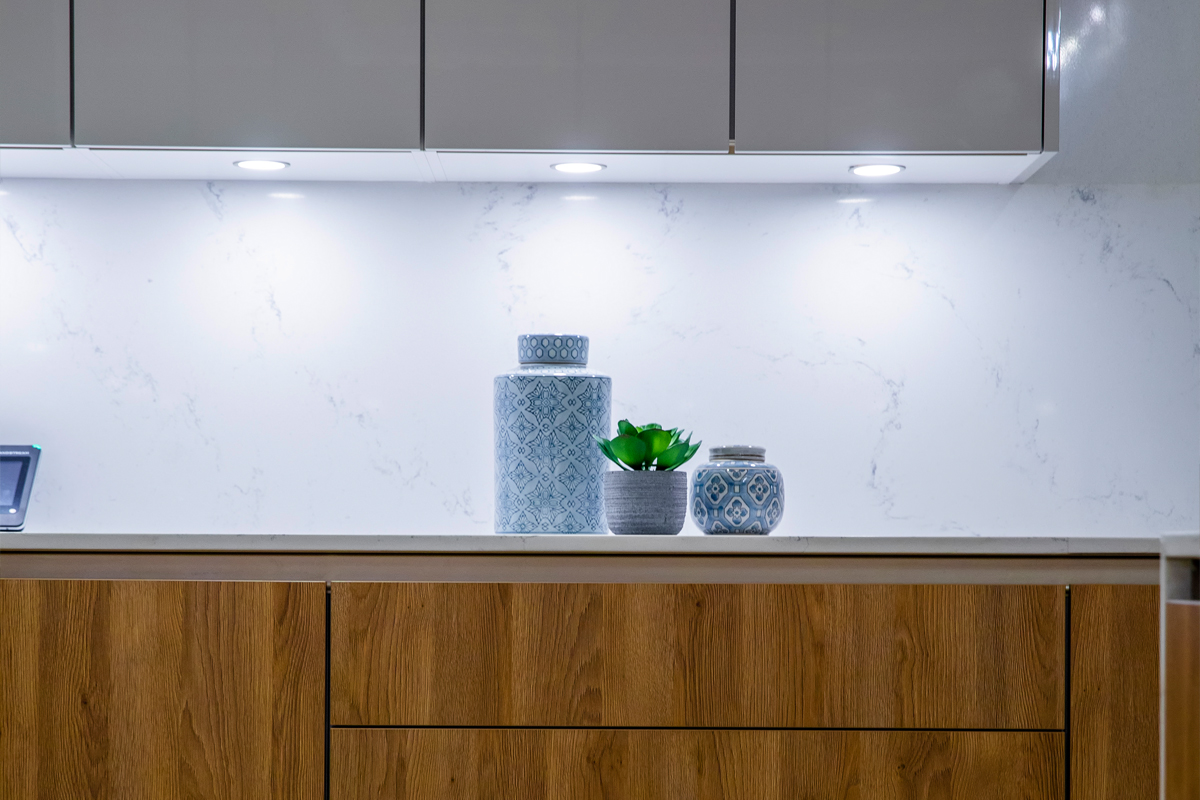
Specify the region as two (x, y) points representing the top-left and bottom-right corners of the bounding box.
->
(425, 0), (729, 151)
(74, 0), (420, 148)
(0, 0), (71, 144)
(736, 0), (1046, 153)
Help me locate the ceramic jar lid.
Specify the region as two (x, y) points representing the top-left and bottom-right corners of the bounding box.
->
(709, 445), (766, 462)
(518, 334), (589, 365)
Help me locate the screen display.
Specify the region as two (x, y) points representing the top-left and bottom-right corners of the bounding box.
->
(0, 457), (28, 509)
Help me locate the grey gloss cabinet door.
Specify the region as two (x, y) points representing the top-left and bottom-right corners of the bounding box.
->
(74, 0), (420, 148)
(426, 0), (730, 152)
(736, 0), (1045, 153)
(0, 0), (71, 144)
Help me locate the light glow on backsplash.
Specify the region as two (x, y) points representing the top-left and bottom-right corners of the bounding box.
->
(796, 236), (926, 339)
(179, 200), (362, 352)
(0, 180), (1196, 535)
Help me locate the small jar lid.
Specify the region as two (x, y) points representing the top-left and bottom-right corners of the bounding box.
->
(518, 334), (589, 365)
(709, 445), (766, 462)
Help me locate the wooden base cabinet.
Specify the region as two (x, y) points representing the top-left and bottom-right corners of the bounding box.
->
(331, 728), (1064, 800)
(332, 583), (1065, 729)
(1166, 600), (1200, 800)
(0, 580), (325, 799)
(330, 582), (1070, 800)
(1070, 585), (1160, 800)
(2, 576), (1164, 800)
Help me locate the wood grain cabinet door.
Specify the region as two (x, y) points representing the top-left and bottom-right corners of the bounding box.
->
(331, 728), (1065, 800)
(0, 580), (325, 800)
(1165, 599), (1200, 800)
(1071, 585), (1160, 800)
(331, 583), (1064, 729)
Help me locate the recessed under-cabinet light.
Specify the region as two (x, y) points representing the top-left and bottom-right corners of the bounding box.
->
(849, 164), (904, 177)
(235, 160), (290, 171)
(552, 163), (606, 174)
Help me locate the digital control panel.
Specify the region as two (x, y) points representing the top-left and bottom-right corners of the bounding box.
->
(0, 445), (40, 531)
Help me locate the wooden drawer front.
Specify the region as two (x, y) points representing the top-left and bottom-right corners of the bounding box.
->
(0, 580), (324, 800)
(331, 583), (1064, 728)
(1070, 585), (1159, 799)
(331, 728), (1064, 800)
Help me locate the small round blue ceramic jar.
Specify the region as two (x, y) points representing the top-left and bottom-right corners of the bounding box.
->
(690, 446), (785, 534)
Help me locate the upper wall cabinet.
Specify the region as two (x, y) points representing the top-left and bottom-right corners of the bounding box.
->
(735, 0), (1046, 153)
(73, 0), (420, 149)
(425, 0), (730, 152)
(0, 0), (71, 145)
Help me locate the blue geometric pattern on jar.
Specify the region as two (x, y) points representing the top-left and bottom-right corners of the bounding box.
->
(495, 372), (610, 534)
(517, 335), (589, 365)
(690, 461), (785, 535)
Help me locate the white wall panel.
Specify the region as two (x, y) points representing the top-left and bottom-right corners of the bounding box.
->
(1, 181), (1196, 536)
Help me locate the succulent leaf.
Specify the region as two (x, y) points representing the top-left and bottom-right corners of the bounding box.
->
(603, 422), (699, 470)
(595, 436), (630, 469)
(609, 434), (649, 468)
(638, 428), (673, 461)
(655, 442), (691, 470)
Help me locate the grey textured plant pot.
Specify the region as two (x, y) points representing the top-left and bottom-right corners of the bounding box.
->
(604, 470), (688, 535)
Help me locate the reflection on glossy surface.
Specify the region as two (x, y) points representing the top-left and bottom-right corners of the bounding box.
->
(1031, 0), (1199, 183)
(1059, 0), (1122, 72)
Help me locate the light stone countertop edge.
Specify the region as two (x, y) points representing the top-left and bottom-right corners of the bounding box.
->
(1160, 531), (1200, 558)
(0, 532), (1164, 556)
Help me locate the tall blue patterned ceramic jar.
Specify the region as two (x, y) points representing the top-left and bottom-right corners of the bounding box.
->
(495, 334), (611, 533)
(691, 446), (785, 534)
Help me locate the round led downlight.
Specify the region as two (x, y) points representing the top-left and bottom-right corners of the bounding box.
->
(849, 164), (905, 177)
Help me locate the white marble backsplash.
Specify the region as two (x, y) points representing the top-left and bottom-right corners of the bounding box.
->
(1, 180), (1197, 535)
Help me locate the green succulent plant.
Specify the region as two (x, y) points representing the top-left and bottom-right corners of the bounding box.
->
(596, 420), (701, 471)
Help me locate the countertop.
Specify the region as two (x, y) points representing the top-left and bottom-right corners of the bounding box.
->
(1161, 531), (1200, 558)
(0, 531), (1166, 556)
